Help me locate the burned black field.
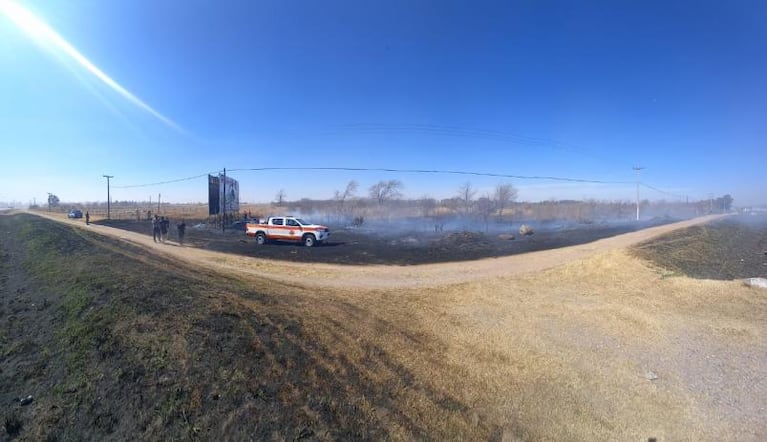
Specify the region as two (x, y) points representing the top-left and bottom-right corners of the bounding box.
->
(632, 215), (767, 280)
(99, 218), (674, 265)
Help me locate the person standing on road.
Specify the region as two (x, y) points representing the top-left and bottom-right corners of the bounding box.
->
(85, 211), (90, 225)
(177, 220), (186, 245)
(160, 216), (169, 243)
(152, 215), (161, 243)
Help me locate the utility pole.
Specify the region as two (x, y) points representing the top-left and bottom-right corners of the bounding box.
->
(222, 168), (226, 233)
(632, 166), (644, 221)
(158, 193), (161, 214)
(102, 175), (114, 219)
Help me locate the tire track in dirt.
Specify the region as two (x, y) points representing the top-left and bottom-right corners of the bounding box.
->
(26, 211), (725, 290)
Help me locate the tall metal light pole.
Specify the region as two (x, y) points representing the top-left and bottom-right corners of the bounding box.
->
(632, 167), (644, 221)
(102, 175), (114, 219)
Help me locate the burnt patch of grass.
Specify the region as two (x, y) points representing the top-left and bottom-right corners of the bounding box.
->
(102, 216), (672, 266)
(4, 413), (22, 438)
(632, 216), (767, 280)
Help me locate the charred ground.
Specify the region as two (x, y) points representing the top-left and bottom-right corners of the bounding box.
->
(98, 217), (675, 265)
(632, 215), (767, 280)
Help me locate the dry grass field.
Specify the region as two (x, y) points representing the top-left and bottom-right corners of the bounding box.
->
(2, 211), (766, 440)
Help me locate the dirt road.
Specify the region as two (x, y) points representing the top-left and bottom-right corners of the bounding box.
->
(32, 211), (725, 289)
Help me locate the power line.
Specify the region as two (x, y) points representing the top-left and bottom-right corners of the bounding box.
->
(227, 167), (633, 185)
(109, 166), (688, 200)
(639, 182), (686, 200)
(112, 173), (213, 189)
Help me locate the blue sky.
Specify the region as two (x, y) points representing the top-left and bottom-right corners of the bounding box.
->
(0, 0), (765, 206)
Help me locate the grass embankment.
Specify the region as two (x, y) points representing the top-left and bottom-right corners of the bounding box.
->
(0, 214), (484, 440)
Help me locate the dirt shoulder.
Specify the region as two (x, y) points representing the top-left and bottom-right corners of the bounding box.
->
(30, 211), (725, 290)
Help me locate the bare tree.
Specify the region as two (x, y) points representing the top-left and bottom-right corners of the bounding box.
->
(457, 182), (476, 217)
(716, 194), (734, 212)
(333, 180), (359, 220)
(275, 189), (286, 206)
(494, 183), (518, 221)
(369, 180), (403, 205)
(476, 195), (496, 232)
(47, 193), (60, 211)
(418, 195), (437, 218)
(441, 197), (461, 214)
(334, 180), (358, 204)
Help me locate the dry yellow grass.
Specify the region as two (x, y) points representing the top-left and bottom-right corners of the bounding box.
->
(301, 249), (766, 440)
(27, 211), (767, 439)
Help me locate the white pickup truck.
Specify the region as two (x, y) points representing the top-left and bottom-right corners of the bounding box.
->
(245, 216), (330, 247)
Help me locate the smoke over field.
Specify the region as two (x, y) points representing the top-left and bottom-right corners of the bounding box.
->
(96, 215), (677, 266)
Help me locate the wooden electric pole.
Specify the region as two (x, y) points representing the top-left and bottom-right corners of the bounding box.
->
(102, 175), (114, 219)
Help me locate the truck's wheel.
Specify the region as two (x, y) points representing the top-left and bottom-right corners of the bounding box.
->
(303, 234), (316, 247)
(256, 232), (267, 245)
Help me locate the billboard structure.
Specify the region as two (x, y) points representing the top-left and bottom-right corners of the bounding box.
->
(208, 174), (239, 215)
(208, 175), (220, 215)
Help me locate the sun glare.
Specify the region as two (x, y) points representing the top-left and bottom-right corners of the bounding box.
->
(0, 0), (184, 133)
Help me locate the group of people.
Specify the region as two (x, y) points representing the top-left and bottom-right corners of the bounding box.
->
(153, 215), (186, 245)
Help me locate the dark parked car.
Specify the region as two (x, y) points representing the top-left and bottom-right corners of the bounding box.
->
(67, 209), (83, 219)
(230, 220), (251, 231)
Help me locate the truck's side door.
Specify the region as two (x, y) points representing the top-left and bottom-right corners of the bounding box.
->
(269, 217), (285, 238)
(285, 218), (302, 240)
